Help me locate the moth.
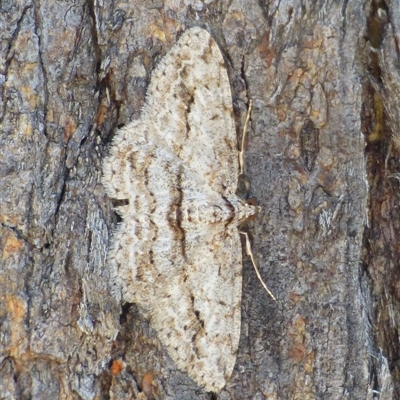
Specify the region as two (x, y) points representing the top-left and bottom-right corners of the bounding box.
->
(103, 27), (268, 392)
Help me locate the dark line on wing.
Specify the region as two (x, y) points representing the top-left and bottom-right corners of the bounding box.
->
(194, 310), (205, 329)
(175, 165), (187, 261)
(179, 82), (195, 140)
(148, 217), (158, 246)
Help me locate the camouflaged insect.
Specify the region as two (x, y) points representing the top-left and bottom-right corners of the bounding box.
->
(102, 27), (257, 392)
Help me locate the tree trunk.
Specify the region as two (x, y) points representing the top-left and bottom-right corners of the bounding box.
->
(1, 0), (399, 399)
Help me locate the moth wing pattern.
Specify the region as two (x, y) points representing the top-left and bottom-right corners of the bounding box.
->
(144, 26), (239, 196)
(102, 27), (243, 392)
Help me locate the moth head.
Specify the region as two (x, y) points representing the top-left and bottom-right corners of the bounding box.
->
(244, 198), (261, 221)
(234, 196), (260, 225)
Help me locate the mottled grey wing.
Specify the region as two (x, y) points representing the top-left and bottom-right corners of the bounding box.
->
(109, 216), (242, 392)
(143, 27), (238, 195)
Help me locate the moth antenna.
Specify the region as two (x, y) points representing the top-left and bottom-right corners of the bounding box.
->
(239, 99), (253, 175)
(240, 231), (276, 300)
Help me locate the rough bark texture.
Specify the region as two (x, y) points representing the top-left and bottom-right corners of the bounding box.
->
(1, 0), (399, 399)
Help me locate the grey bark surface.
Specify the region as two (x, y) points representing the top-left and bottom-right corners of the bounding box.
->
(0, 0), (399, 399)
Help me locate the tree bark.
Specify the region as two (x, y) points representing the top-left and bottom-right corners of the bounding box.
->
(1, 0), (399, 399)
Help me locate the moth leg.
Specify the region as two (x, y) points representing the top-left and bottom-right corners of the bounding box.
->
(240, 231), (276, 300)
(239, 99), (253, 175)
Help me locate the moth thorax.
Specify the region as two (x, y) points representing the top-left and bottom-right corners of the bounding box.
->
(226, 194), (259, 225)
(176, 202), (235, 225)
(237, 202), (259, 224)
